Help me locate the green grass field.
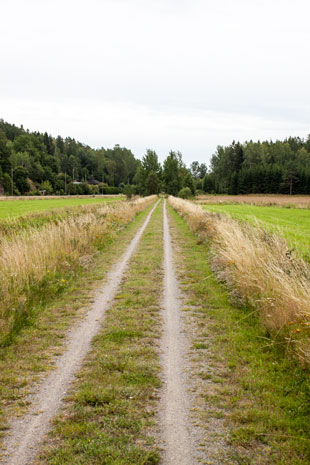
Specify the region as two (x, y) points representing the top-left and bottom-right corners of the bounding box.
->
(0, 197), (122, 219)
(202, 203), (310, 256)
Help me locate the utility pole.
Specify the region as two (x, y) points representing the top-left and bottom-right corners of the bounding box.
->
(65, 172), (67, 195)
(11, 167), (13, 196)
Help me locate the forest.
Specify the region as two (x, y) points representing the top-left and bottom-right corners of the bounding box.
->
(1, 118), (310, 196)
(0, 120), (139, 195)
(0, 119), (201, 197)
(205, 137), (310, 195)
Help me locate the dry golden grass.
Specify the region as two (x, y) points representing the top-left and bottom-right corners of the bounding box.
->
(0, 195), (124, 201)
(196, 194), (310, 208)
(169, 196), (310, 362)
(0, 196), (156, 344)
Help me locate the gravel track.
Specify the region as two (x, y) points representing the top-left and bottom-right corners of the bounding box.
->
(160, 199), (194, 464)
(1, 200), (159, 465)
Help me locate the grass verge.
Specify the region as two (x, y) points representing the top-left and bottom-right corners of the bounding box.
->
(167, 203), (310, 465)
(34, 201), (164, 465)
(0, 200), (156, 448)
(0, 196), (122, 219)
(169, 196), (310, 364)
(0, 196), (156, 345)
(201, 203), (310, 257)
(0, 201), (123, 237)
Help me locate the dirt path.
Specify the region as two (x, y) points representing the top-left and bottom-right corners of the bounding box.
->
(1, 200), (159, 465)
(160, 199), (193, 465)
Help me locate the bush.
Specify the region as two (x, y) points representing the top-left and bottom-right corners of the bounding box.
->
(102, 186), (121, 195)
(178, 187), (192, 199)
(123, 185), (132, 199)
(195, 189), (205, 196)
(40, 180), (53, 195)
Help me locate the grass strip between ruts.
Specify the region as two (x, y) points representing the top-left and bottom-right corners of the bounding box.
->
(167, 204), (310, 465)
(35, 201), (164, 465)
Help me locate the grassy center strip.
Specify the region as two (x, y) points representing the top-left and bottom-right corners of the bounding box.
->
(0, 201), (156, 447)
(167, 204), (310, 465)
(35, 201), (163, 465)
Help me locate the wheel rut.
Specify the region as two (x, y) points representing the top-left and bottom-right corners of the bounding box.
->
(160, 199), (194, 465)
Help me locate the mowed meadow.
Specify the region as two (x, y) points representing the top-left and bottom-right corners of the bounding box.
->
(201, 202), (310, 257)
(0, 195), (123, 219)
(0, 195), (155, 346)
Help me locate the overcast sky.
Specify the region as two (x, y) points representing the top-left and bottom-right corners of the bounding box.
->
(1, 0), (310, 165)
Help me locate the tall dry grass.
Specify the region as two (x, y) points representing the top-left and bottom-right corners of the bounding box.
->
(0, 196), (156, 345)
(0, 194), (124, 201)
(169, 196), (310, 362)
(196, 194), (310, 208)
(0, 204), (111, 237)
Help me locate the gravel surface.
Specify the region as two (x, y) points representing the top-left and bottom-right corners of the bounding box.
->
(159, 200), (195, 465)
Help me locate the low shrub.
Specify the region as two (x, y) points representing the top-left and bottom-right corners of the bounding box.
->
(178, 187), (192, 199)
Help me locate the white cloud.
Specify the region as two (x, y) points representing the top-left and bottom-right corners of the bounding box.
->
(1, 0), (310, 165)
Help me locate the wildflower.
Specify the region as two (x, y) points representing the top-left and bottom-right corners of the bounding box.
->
(295, 328), (301, 333)
(61, 279), (66, 283)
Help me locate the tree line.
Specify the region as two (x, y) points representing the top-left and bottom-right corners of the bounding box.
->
(0, 119), (204, 198)
(0, 120), (139, 195)
(133, 149), (206, 198)
(1, 119), (310, 197)
(205, 137), (310, 195)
